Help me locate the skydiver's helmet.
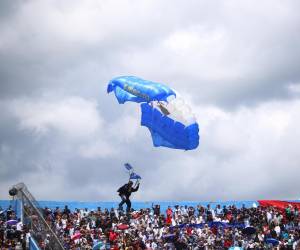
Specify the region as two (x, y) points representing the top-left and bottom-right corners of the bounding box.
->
(128, 181), (133, 186)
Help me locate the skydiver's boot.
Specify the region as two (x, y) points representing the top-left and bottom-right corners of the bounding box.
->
(118, 204), (123, 211)
(126, 199), (131, 215)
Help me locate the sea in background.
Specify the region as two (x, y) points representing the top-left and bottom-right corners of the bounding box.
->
(0, 200), (258, 214)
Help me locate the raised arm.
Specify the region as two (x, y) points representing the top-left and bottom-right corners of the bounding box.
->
(131, 183), (140, 192)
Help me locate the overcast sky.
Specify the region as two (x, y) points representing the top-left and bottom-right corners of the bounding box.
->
(1, 0), (300, 202)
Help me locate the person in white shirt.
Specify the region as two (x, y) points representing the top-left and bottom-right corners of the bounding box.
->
(15, 218), (23, 241)
(266, 210), (273, 223)
(274, 225), (281, 237)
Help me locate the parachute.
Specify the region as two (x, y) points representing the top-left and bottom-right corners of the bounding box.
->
(107, 76), (199, 150)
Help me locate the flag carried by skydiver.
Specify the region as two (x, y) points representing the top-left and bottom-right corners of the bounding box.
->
(124, 163), (142, 182)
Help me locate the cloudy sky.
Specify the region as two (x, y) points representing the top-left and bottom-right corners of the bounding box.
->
(1, 0), (300, 202)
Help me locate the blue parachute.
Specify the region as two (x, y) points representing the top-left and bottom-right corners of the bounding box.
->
(107, 76), (199, 150)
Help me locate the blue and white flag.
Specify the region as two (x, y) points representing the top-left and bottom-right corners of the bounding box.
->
(124, 163), (133, 171)
(130, 172), (142, 180)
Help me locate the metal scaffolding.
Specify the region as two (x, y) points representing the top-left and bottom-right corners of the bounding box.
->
(9, 183), (65, 250)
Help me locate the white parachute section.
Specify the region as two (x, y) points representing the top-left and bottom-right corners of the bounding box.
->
(152, 95), (197, 126)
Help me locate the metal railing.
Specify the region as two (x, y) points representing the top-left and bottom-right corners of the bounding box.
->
(9, 183), (65, 250)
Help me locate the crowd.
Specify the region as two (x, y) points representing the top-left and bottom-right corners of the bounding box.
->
(0, 205), (27, 249)
(1, 202), (300, 249)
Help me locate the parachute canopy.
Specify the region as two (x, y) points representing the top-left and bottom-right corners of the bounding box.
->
(107, 76), (176, 104)
(107, 76), (199, 150)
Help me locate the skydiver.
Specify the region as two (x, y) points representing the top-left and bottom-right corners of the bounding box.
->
(117, 180), (140, 213)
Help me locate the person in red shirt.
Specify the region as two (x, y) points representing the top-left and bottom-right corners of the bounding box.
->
(223, 237), (233, 248)
(109, 230), (118, 244)
(165, 206), (173, 225)
(166, 206), (173, 217)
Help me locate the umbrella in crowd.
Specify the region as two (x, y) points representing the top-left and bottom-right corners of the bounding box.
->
(117, 224), (129, 230)
(92, 241), (105, 250)
(6, 219), (18, 225)
(242, 226), (256, 235)
(163, 233), (176, 239)
(265, 238), (280, 246)
(71, 232), (81, 240)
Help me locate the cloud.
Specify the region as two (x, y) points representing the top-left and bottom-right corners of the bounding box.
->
(1, 95), (300, 201)
(1, 1), (300, 105)
(8, 96), (101, 138)
(139, 99), (300, 201)
(0, 0), (300, 201)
